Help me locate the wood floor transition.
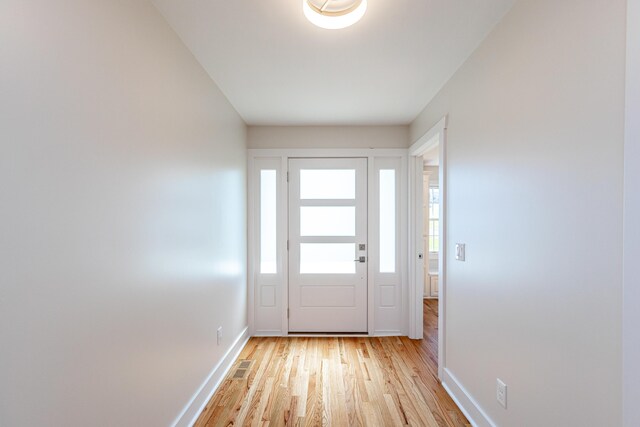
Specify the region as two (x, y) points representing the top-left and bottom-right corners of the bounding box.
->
(195, 299), (469, 426)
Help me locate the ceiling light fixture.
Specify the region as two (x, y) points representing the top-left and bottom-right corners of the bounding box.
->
(303, 0), (368, 30)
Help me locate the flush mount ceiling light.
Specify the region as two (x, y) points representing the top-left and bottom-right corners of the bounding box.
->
(303, 0), (368, 30)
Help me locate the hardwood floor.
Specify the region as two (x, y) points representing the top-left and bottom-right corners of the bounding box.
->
(195, 300), (469, 426)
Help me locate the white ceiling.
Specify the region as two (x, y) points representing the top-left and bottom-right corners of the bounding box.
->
(151, 0), (516, 125)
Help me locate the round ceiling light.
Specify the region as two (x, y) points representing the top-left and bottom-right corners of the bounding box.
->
(303, 0), (368, 30)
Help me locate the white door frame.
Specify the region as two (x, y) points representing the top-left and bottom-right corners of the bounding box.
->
(248, 148), (408, 337)
(408, 116), (448, 379)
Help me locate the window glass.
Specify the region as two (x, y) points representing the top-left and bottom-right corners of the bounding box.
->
(300, 169), (355, 199)
(300, 243), (356, 274)
(379, 169), (396, 273)
(260, 170), (277, 274)
(300, 206), (355, 236)
(429, 187), (440, 252)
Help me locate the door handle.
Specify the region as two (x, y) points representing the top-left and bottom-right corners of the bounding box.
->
(354, 256), (366, 263)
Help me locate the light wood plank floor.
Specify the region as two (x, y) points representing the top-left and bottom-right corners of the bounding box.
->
(195, 300), (469, 426)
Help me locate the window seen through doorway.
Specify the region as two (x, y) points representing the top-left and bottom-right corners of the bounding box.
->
(428, 187), (440, 252)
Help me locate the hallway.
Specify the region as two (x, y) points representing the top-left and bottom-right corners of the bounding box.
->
(195, 300), (468, 426)
(3, 1), (633, 425)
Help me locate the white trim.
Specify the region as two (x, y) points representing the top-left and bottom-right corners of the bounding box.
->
(399, 155), (409, 335)
(442, 368), (496, 427)
(255, 332), (401, 337)
(367, 157), (376, 336)
(437, 123), (447, 379)
(286, 333), (371, 337)
(408, 116), (448, 380)
(279, 156), (289, 335)
(372, 330), (403, 336)
(253, 330), (283, 336)
(172, 327), (250, 427)
(409, 116), (447, 155)
(408, 156), (423, 339)
(247, 156), (256, 335)
(249, 148), (407, 158)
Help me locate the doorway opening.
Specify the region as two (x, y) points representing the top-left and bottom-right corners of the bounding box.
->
(423, 146), (440, 302)
(409, 117), (447, 379)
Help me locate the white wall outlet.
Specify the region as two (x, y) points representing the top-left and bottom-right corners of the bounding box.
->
(496, 378), (507, 409)
(455, 243), (466, 261)
(217, 327), (222, 345)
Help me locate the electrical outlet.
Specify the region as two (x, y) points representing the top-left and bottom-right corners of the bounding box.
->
(217, 327), (223, 345)
(496, 378), (507, 409)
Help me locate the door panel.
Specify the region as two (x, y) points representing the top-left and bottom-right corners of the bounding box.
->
(288, 158), (367, 333)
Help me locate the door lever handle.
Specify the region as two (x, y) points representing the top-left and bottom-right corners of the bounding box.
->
(354, 256), (366, 263)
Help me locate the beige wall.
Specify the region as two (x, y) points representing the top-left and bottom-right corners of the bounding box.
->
(624, 0), (640, 425)
(248, 125), (410, 149)
(0, 1), (247, 425)
(411, 0), (625, 425)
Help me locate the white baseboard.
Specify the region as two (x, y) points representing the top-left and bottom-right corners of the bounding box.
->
(442, 368), (496, 427)
(373, 330), (403, 336)
(287, 333), (370, 337)
(253, 330), (283, 336)
(172, 326), (250, 427)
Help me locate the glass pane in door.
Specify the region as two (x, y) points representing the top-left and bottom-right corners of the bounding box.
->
(260, 170), (277, 274)
(379, 169), (396, 273)
(300, 206), (356, 236)
(299, 243), (356, 274)
(300, 169), (355, 199)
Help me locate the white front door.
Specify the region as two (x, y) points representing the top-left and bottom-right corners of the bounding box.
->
(288, 158), (368, 333)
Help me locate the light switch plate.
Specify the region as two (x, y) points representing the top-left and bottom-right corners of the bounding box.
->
(455, 243), (466, 261)
(496, 378), (507, 409)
